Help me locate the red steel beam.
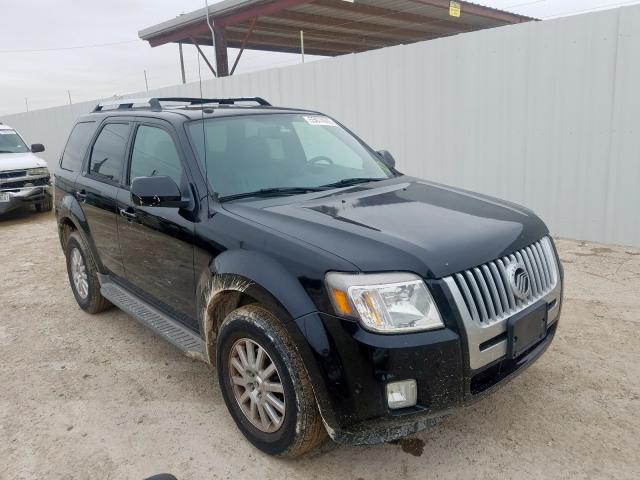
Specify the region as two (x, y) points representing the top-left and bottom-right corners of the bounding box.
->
(226, 22), (395, 48)
(230, 17), (258, 75)
(191, 37), (218, 77)
(213, 24), (229, 76)
(223, 30), (365, 54)
(254, 10), (446, 40)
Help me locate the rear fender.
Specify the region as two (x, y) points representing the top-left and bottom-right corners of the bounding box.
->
(57, 193), (104, 272)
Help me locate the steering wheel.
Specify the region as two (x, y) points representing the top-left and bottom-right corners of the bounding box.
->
(309, 155), (334, 166)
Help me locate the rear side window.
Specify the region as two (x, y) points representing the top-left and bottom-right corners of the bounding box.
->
(88, 123), (130, 183)
(129, 126), (183, 186)
(60, 122), (95, 172)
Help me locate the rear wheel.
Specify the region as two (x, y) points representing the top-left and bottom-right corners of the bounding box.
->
(217, 305), (326, 457)
(35, 192), (52, 212)
(65, 232), (111, 313)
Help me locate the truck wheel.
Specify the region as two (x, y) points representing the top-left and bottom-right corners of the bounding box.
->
(217, 305), (326, 457)
(65, 231), (111, 314)
(35, 193), (53, 212)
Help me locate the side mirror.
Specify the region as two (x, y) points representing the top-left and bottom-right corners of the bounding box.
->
(377, 150), (396, 169)
(131, 176), (188, 208)
(31, 143), (45, 153)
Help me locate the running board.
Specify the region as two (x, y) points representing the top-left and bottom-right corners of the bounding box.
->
(100, 279), (205, 358)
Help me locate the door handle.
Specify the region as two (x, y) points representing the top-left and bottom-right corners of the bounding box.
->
(76, 190), (87, 202)
(119, 208), (137, 222)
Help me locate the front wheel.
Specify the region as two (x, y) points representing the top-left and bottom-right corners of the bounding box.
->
(217, 305), (326, 457)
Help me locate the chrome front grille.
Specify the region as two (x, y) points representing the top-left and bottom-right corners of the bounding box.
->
(443, 236), (562, 370)
(0, 170), (27, 181)
(451, 237), (558, 325)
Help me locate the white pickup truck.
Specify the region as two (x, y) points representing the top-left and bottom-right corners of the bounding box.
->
(0, 123), (51, 215)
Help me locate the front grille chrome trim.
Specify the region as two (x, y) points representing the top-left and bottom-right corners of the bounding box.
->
(443, 236), (562, 370)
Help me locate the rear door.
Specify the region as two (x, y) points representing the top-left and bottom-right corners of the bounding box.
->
(116, 120), (197, 326)
(78, 121), (132, 277)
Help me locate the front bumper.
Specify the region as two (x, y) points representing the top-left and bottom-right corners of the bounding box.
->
(0, 185), (51, 214)
(290, 276), (563, 445)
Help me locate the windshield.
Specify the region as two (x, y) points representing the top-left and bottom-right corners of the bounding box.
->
(0, 129), (29, 154)
(187, 113), (394, 198)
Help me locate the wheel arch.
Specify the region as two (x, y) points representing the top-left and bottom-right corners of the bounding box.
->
(56, 193), (103, 271)
(197, 249), (318, 365)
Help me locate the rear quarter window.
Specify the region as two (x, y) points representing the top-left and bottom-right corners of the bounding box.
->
(60, 122), (96, 172)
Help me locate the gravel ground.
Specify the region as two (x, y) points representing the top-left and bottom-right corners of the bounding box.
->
(1, 208), (639, 480)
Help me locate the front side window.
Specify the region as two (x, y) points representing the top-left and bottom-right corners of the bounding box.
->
(0, 129), (29, 155)
(129, 126), (183, 186)
(61, 122), (96, 172)
(88, 123), (130, 183)
(187, 113), (394, 198)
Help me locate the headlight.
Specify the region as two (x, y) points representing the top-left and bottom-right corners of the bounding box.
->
(325, 272), (444, 333)
(27, 167), (49, 176)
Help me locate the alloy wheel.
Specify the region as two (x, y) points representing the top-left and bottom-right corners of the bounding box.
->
(228, 338), (286, 433)
(70, 248), (89, 299)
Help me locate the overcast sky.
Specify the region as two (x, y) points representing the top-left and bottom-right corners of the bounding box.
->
(1, 0), (639, 116)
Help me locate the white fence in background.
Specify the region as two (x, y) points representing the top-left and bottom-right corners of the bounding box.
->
(3, 5), (640, 247)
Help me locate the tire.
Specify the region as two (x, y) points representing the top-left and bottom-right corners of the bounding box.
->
(65, 231), (112, 314)
(217, 305), (326, 457)
(35, 192), (53, 212)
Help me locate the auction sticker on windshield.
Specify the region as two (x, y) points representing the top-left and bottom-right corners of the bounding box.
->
(0, 193), (10, 202)
(303, 115), (337, 127)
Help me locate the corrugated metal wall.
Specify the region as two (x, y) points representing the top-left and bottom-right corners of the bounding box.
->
(3, 5), (639, 246)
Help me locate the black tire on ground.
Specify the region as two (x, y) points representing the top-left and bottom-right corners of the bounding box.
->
(35, 193), (53, 212)
(64, 231), (112, 314)
(217, 304), (327, 457)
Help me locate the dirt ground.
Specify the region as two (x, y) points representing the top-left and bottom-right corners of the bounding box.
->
(1, 208), (639, 480)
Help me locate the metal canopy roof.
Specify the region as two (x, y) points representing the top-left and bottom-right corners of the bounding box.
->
(139, 0), (534, 75)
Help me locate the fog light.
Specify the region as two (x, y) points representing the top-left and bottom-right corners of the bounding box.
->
(386, 379), (417, 409)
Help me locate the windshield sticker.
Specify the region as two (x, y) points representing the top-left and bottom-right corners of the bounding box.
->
(303, 116), (337, 127)
(0, 130), (17, 135)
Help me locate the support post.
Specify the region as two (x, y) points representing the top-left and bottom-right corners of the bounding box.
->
(230, 17), (257, 76)
(191, 37), (218, 77)
(300, 30), (305, 63)
(179, 43), (186, 84)
(213, 24), (229, 77)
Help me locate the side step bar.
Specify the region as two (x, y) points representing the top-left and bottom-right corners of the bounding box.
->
(100, 278), (206, 358)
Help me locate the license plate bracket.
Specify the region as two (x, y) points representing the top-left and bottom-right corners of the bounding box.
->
(0, 192), (9, 202)
(507, 300), (547, 359)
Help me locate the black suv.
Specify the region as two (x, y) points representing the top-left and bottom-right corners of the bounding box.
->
(54, 97), (563, 457)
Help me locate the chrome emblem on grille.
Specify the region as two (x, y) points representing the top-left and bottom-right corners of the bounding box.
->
(507, 261), (530, 300)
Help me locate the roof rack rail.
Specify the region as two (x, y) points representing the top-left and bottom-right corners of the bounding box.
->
(158, 97), (271, 106)
(92, 96), (271, 112)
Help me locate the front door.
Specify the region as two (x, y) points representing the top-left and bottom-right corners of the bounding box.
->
(116, 122), (197, 326)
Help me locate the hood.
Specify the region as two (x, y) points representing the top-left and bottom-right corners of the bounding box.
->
(223, 176), (549, 279)
(0, 152), (48, 172)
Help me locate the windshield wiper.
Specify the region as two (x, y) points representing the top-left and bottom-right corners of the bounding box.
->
(219, 186), (325, 202)
(319, 177), (386, 189)
(0, 150), (15, 153)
